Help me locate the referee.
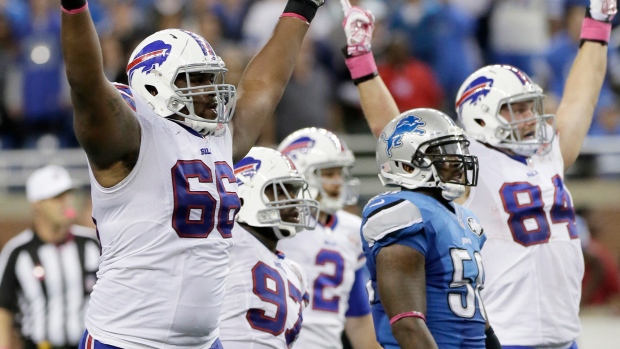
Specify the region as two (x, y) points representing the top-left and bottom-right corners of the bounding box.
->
(0, 165), (99, 349)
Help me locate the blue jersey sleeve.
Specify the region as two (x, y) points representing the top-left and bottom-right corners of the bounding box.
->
(345, 267), (371, 317)
(362, 195), (429, 259)
(369, 223), (427, 258)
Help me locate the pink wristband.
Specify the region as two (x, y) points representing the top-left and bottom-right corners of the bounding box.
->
(389, 311), (426, 325)
(62, 3), (88, 14)
(280, 12), (309, 25)
(345, 51), (377, 80)
(581, 17), (612, 42)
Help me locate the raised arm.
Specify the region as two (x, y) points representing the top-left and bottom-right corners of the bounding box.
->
(376, 243), (437, 349)
(61, 2), (140, 186)
(556, 0), (616, 170)
(341, 5), (399, 138)
(231, 0), (323, 162)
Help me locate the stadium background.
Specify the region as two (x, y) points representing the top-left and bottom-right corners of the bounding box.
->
(0, 0), (620, 347)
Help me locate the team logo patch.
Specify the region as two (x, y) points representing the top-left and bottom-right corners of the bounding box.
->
(381, 115), (426, 157)
(127, 40), (172, 79)
(467, 217), (484, 237)
(234, 157), (261, 185)
(456, 76), (494, 111)
(281, 137), (316, 159)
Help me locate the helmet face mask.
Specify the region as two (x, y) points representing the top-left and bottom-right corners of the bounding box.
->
(415, 136), (479, 189)
(492, 95), (555, 156)
(128, 29), (237, 137)
(235, 148), (319, 239)
(308, 165), (360, 214)
(376, 109), (479, 201)
(456, 65), (555, 157)
(278, 128), (360, 215)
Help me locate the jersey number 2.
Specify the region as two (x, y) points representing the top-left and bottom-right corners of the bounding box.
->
(171, 160), (240, 238)
(500, 175), (577, 246)
(312, 249), (345, 313)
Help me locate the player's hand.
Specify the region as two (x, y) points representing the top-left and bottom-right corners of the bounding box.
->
(342, 6), (375, 57)
(588, 0), (617, 22)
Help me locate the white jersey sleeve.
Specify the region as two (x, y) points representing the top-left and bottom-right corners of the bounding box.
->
(463, 138), (583, 347)
(85, 85), (237, 349)
(276, 210), (365, 349)
(220, 225), (305, 349)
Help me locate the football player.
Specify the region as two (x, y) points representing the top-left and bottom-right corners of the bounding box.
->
(219, 147), (319, 348)
(341, 0), (616, 347)
(59, 0), (325, 347)
(277, 128), (381, 349)
(361, 109), (493, 348)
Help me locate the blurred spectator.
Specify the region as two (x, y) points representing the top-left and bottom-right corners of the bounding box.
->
(377, 32), (444, 111)
(577, 212), (620, 311)
(4, 0), (74, 149)
(261, 38), (338, 145)
(541, 3), (620, 137)
(210, 0), (252, 42)
(0, 11), (18, 149)
(488, 0), (549, 78)
(100, 34), (126, 83)
(388, 0), (481, 108)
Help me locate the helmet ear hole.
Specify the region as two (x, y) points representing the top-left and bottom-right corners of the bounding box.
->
(145, 85), (158, 96)
(474, 118), (486, 127)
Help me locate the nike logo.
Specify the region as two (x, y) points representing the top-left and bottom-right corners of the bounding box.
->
(369, 199), (385, 208)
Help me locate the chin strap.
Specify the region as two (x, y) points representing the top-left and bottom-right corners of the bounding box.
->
(441, 183), (465, 201)
(181, 119), (226, 137)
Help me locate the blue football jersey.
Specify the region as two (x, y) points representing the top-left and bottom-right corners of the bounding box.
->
(361, 190), (487, 349)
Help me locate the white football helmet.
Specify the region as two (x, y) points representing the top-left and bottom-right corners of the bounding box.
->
(455, 64), (555, 157)
(277, 128), (360, 215)
(127, 29), (236, 137)
(234, 147), (319, 239)
(377, 108), (479, 201)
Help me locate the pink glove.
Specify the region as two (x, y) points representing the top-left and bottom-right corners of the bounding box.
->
(581, 0), (617, 43)
(342, 6), (378, 84)
(342, 6), (375, 57)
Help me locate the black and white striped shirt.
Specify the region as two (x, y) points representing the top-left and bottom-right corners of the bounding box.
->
(0, 226), (99, 348)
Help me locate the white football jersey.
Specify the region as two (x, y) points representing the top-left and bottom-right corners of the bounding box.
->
(463, 137), (583, 347)
(86, 85), (239, 349)
(220, 225), (307, 349)
(277, 210), (365, 349)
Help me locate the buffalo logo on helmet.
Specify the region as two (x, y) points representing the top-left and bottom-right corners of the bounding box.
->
(381, 115), (426, 157)
(456, 76), (494, 111)
(234, 157), (262, 185)
(127, 40), (173, 80)
(280, 136), (316, 160)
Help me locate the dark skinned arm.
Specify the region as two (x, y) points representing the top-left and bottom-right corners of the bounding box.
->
(376, 244), (437, 349)
(230, 17), (309, 163)
(61, 10), (140, 187)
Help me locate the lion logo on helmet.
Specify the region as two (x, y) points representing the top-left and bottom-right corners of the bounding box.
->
(381, 115), (426, 157)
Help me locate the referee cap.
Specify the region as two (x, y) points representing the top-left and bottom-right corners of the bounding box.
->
(26, 165), (76, 203)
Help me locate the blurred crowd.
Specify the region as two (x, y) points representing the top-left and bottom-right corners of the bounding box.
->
(0, 0), (620, 151)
